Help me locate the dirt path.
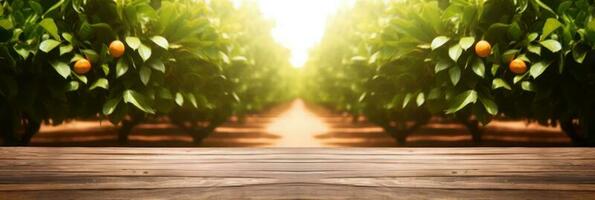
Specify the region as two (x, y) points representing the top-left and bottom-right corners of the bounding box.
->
(264, 100), (328, 147)
(30, 99), (572, 147)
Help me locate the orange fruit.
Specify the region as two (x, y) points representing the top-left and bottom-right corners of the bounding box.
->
(74, 59), (92, 75)
(475, 40), (491, 58)
(109, 40), (125, 58)
(509, 59), (527, 74)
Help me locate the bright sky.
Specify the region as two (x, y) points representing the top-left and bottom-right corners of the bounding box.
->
(233, 0), (353, 68)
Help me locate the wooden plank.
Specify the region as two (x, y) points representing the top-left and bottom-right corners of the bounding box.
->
(0, 148), (594, 199)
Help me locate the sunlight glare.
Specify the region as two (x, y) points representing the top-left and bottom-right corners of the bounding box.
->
(265, 100), (329, 147)
(233, 0), (354, 68)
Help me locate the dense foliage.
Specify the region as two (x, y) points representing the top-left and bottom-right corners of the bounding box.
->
(0, 0), (294, 145)
(304, 0), (595, 145)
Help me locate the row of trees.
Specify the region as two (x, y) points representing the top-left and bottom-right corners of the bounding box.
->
(304, 0), (595, 146)
(0, 0), (295, 145)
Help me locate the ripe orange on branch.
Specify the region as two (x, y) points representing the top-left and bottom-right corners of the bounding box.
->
(475, 40), (491, 58)
(509, 59), (527, 74)
(109, 40), (125, 58)
(74, 59), (92, 75)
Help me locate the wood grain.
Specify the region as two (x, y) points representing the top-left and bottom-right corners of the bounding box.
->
(0, 148), (594, 199)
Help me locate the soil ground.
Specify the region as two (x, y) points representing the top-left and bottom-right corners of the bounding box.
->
(29, 99), (572, 147)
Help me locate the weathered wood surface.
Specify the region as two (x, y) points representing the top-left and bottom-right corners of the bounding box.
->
(0, 148), (594, 200)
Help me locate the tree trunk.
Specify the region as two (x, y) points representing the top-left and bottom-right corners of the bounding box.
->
(384, 122), (423, 145)
(462, 119), (482, 144)
(1, 114), (40, 146)
(351, 114), (359, 124)
(118, 115), (144, 145)
(19, 118), (41, 146)
(190, 128), (210, 144)
(561, 119), (595, 147)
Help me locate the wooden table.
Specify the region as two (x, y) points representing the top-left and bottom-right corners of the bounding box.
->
(1, 148), (594, 199)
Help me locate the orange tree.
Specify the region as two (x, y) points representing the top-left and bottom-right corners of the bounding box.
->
(0, 0), (293, 145)
(303, 0), (385, 121)
(305, 0), (595, 146)
(211, 0), (296, 119)
(168, 0), (296, 141)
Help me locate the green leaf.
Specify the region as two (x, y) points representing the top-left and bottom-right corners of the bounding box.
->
(479, 96), (498, 115)
(14, 45), (30, 59)
(116, 59), (129, 78)
(50, 61), (71, 79)
(587, 20), (595, 42)
(0, 19), (13, 30)
(517, 54), (530, 62)
(529, 61), (551, 78)
(123, 90), (155, 114)
(31, 2), (44, 15)
(39, 39), (61, 53)
(82, 49), (98, 62)
(78, 22), (93, 40)
(70, 54), (84, 63)
(427, 88), (442, 100)
(416, 93), (425, 107)
(502, 49), (519, 63)
(59, 45), (73, 55)
(402, 93), (412, 108)
(541, 18), (562, 40)
(491, 64), (500, 76)
(151, 36), (169, 49)
(220, 51), (231, 64)
(471, 58), (485, 78)
(449, 66), (461, 86)
(175, 92), (184, 106)
(139, 66), (152, 85)
(44, 0), (65, 16)
(90, 23), (116, 39)
(73, 73), (87, 84)
(431, 36), (450, 50)
(139, 43), (152, 61)
(66, 81), (79, 92)
(125, 37), (141, 50)
(532, 0), (557, 16)
(89, 78), (109, 90)
(527, 45), (541, 55)
(186, 93), (198, 108)
(102, 97), (121, 115)
(149, 59), (165, 73)
(30, 1), (43, 15)
(101, 64), (110, 75)
(435, 60), (450, 73)
(459, 37), (475, 50)
(514, 73), (528, 84)
(231, 93), (240, 103)
(445, 90), (478, 114)
(527, 33), (539, 42)
(417, 44), (431, 49)
(573, 44), (588, 64)
(62, 33), (73, 43)
(521, 81), (535, 92)
(448, 44), (463, 61)
(428, 88), (441, 100)
(157, 88), (173, 100)
(539, 40), (562, 53)
(508, 22), (522, 40)
(39, 18), (60, 40)
(492, 78), (512, 90)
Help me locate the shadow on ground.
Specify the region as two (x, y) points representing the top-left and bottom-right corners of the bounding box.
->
(305, 102), (572, 147)
(29, 100), (572, 147)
